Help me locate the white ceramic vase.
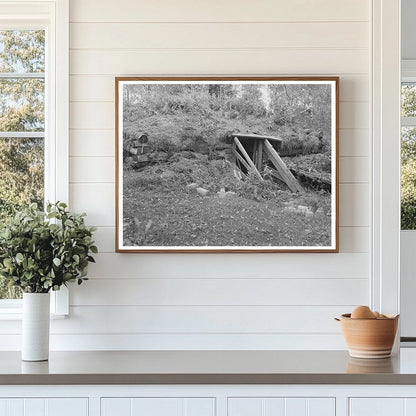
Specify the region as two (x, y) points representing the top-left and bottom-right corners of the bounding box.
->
(22, 292), (50, 361)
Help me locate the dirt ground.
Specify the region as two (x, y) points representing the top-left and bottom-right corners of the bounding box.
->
(123, 160), (332, 247)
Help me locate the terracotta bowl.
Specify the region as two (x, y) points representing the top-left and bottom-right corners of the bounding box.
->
(337, 313), (399, 359)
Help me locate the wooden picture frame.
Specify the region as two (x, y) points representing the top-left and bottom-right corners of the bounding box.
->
(115, 77), (339, 253)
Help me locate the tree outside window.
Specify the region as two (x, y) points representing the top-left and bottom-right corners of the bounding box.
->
(0, 30), (45, 298)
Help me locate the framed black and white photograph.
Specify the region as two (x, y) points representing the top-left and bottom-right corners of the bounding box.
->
(115, 77), (338, 252)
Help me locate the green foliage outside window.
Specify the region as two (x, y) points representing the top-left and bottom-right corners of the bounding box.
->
(0, 30), (45, 298)
(401, 84), (416, 230)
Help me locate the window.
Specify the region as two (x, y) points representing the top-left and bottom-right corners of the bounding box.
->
(401, 77), (416, 229)
(0, 29), (45, 300)
(0, 0), (68, 314)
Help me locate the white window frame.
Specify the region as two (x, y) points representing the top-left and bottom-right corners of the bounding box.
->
(0, 0), (69, 317)
(399, 60), (416, 341)
(371, 0), (401, 323)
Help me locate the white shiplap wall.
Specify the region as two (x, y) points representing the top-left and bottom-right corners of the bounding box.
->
(58, 0), (371, 350)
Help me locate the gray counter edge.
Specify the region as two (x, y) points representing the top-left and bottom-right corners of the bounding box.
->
(1, 373), (416, 385)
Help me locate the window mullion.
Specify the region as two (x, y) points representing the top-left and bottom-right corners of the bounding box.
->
(401, 117), (416, 127)
(0, 132), (44, 138)
(0, 72), (44, 79)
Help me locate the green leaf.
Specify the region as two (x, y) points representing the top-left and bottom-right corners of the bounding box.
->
(64, 219), (74, 227)
(0, 200), (96, 293)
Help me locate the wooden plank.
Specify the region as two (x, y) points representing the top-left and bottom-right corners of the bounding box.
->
(85, 252), (369, 279)
(339, 129), (369, 157)
(0, 333), (348, 351)
(71, 277), (369, 307)
(69, 0), (369, 23)
(233, 137), (263, 181)
(340, 101), (369, 129)
(70, 22), (369, 50)
(256, 140), (263, 170)
(268, 168), (284, 183)
(69, 130), (115, 157)
(70, 49), (369, 75)
(339, 156), (369, 183)
(232, 147), (251, 172)
(70, 102), (113, 129)
(252, 140), (259, 170)
(52, 305), (358, 334)
(339, 183), (369, 227)
(69, 183), (114, 226)
(264, 139), (303, 193)
(69, 156), (114, 183)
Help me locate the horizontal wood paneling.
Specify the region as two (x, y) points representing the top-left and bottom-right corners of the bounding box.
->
(339, 227), (369, 253)
(339, 129), (369, 157)
(69, 102), (368, 130)
(69, 183), (114, 226)
(69, 130), (114, 157)
(56, 305), (351, 334)
(91, 226), (369, 254)
(69, 75), (369, 103)
(0, 333), (347, 350)
(70, 277), (368, 306)
(70, 157), (114, 183)
(339, 184), (369, 227)
(70, 22), (368, 50)
(70, 49), (368, 76)
(339, 102), (369, 129)
(0, 306), (354, 335)
(70, 103), (113, 129)
(90, 227), (115, 253)
(339, 157), (369, 183)
(70, 76), (115, 102)
(86, 253), (369, 279)
(70, 0), (369, 23)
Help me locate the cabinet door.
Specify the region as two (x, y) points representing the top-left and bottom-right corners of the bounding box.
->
(0, 398), (88, 416)
(228, 398), (335, 416)
(350, 398), (416, 416)
(101, 398), (215, 416)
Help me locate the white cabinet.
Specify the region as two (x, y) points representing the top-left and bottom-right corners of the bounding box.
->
(0, 398), (88, 416)
(349, 398), (416, 416)
(5, 385), (416, 416)
(228, 398), (335, 416)
(101, 398), (215, 416)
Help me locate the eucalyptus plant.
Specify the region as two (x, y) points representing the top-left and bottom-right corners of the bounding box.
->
(0, 202), (97, 293)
